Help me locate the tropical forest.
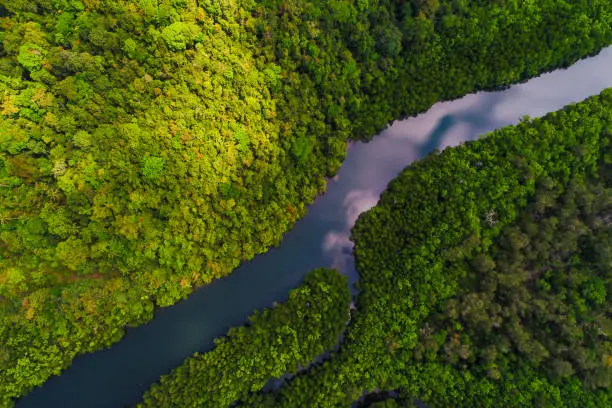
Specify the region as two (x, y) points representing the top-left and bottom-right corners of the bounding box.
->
(0, 0), (610, 407)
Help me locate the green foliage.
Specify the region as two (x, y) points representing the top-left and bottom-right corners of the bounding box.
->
(140, 156), (165, 181)
(55, 237), (89, 271)
(72, 130), (92, 149)
(160, 22), (200, 51)
(138, 268), (350, 407)
(2, 0), (612, 405)
(245, 90), (612, 407)
(409, 176), (612, 391)
(291, 135), (312, 165)
(123, 38), (137, 58)
(17, 43), (44, 72)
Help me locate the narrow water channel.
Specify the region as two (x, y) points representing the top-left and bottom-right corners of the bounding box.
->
(18, 47), (612, 408)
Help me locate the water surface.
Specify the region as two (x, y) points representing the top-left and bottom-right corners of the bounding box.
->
(18, 47), (612, 408)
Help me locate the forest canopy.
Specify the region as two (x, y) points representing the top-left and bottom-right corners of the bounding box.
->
(2, 0), (612, 405)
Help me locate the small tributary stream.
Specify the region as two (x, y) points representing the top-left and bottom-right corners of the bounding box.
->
(18, 47), (612, 408)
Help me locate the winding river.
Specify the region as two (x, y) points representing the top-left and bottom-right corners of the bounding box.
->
(18, 47), (612, 408)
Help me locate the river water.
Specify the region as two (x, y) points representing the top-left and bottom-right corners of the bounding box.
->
(17, 47), (612, 408)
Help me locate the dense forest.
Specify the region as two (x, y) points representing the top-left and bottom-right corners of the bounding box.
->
(2, 0), (612, 405)
(243, 90), (612, 407)
(138, 268), (350, 407)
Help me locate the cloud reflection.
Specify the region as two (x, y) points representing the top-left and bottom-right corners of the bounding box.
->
(493, 48), (612, 124)
(344, 190), (379, 227)
(383, 93), (484, 146)
(322, 189), (379, 274)
(437, 121), (473, 151)
(322, 231), (353, 272)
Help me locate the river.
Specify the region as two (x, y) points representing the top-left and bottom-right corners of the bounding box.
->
(17, 47), (612, 408)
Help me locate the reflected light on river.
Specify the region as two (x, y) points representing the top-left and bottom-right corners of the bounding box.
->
(323, 189), (379, 273)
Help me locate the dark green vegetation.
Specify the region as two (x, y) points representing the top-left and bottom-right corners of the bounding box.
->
(245, 91), (612, 407)
(2, 0), (612, 405)
(410, 179), (611, 387)
(138, 268), (350, 407)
